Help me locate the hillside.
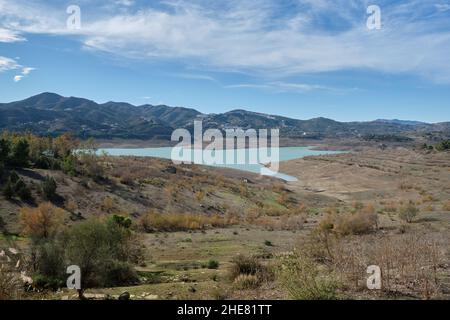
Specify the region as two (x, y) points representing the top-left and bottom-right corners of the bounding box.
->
(1, 93), (449, 141)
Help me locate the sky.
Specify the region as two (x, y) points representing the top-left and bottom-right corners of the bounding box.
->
(1, 0), (450, 123)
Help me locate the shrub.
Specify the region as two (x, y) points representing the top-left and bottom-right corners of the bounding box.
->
(64, 218), (143, 291)
(233, 274), (260, 290)
(318, 207), (378, 236)
(104, 261), (139, 287)
(435, 140), (450, 151)
(228, 254), (274, 284)
(61, 155), (77, 176)
(32, 274), (65, 291)
(33, 239), (66, 287)
(3, 171), (32, 201)
(102, 197), (115, 212)
(0, 264), (22, 300)
(110, 215), (132, 229)
(277, 252), (338, 300)
(15, 179), (32, 201)
(206, 259), (220, 269)
(334, 211), (378, 235)
(65, 199), (78, 212)
(399, 202), (419, 223)
(140, 211), (232, 232)
(41, 176), (57, 200)
(264, 240), (273, 246)
(20, 202), (65, 240)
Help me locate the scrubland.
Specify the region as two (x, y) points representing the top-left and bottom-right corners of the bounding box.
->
(1, 133), (450, 300)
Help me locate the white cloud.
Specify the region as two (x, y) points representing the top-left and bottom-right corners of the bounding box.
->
(172, 73), (217, 82)
(22, 67), (35, 75)
(115, 0), (134, 6)
(1, 0), (450, 83)
(0, 27), (25, 42)
(0, 56), (35, 83)
(226, 81), (338, 93)
(0, 55), (19, 72)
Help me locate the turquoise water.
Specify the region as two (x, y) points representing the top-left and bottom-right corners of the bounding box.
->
(98, 146), (344, 182)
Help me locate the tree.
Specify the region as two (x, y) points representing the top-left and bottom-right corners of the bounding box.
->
(20, 203), (65, 240)
(41, 176), (57, 200)
(64, 218), (141, 294)
(10, 138), (30, 167)
(14, 179), (32, 201)
(0, 138), (10, 164)
(53, 133), (78, 159)
(2, 171), (32, 201)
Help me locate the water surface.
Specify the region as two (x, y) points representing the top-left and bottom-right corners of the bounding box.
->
(98, 146), (344, 182)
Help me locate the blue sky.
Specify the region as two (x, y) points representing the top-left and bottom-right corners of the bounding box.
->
(1, 0), (450, 122)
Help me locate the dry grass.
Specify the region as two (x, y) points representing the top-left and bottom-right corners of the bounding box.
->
(297, 231), (448, 299)
(228, 254), (274, 285)
(233, 274), (260, 290)
(139, 211), (236, 232)
(276, 251), (338, 300)
(443, 201), (450, 211)
(318, 204), (378, 236)
(0, 264), (22, 300)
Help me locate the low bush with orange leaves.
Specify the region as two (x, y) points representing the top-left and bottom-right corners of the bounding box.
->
(318, 204), (378, 236)
(139, 210), (236, 232)
(19, 202), (65, 240)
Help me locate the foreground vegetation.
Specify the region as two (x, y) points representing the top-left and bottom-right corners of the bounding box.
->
(1, 132), (450, 300)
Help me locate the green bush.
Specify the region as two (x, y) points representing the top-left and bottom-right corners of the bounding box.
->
(41, 176), (57, 200)
(29, 217), (145, 293)
(64, 219), (143, 290)
(0, 138), (10, 164)
(10, 139), (30, 167)
(435, 140), (450, 151)
(2, 171), (32, 200)
(61, 155), (77, 176)
(32, 274), (65, 291)
(206, 259), (220, 269)
(15, 179), (32, 201)
(109, 215), (132, 229)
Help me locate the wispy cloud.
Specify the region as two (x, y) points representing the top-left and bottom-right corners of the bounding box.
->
(171, 73), (217, 82)
(226, 81), (342, 93)
(435, 3), (450, 12)
(0, 55), (35, 82)
(0, 27), (25, 42)
(0, 55), (19, 72)
(115, 0), (134, 6)
(1, 0), (450, 83)
(21, 67), (35, 75)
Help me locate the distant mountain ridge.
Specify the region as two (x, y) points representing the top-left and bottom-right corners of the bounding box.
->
(0, 93), (449, 140)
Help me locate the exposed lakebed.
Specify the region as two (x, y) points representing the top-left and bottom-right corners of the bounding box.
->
(98, 146), (345, 182)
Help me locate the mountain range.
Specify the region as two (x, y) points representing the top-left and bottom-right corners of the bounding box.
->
(1, 92), (449, 141)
